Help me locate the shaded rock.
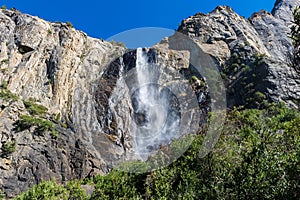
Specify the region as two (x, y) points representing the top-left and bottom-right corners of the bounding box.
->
(178, 2), (300, 109)
(250, 10), (293, 62)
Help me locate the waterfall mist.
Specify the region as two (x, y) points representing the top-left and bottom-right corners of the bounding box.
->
(132, 48), (181, 160)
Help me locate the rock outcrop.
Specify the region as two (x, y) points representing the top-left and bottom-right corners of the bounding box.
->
(178, 0), (300, 108)
(0, 0), (300, 198)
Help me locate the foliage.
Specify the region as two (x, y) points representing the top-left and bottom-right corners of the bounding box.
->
(14, 103), (300, 199)
(16, 115), (58, 137)
(0, 5), (6, 10)
(66, 21), (74, 28)
(1, 141), (17, 155)
(252, 91), (267, 107)
(0, 189), (5, 200)
(23, 100), (48, 116)
(291, 6), (300, 70)
(0, 82), (19, 101)
(253, 53), (266, 66)
(18, 47), (25, 54)
(0, 90), (18, 101)
(19, 99), (58, 137)
(90, 171), (144, 199)
(1, 81), (7, 89)
(15, 180), (91, 200)
(15, 180), (69, 200)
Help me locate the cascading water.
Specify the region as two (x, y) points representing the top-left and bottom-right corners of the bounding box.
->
(132, 48), (181, 160)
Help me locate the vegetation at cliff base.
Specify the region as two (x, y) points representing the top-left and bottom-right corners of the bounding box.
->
(14, 102), (300, 199)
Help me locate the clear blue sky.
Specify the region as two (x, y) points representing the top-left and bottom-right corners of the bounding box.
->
(1, 0), (275, 41)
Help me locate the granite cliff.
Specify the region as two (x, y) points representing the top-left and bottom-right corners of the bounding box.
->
(0, 0), (299, 198)
(178, 0), (300, 108)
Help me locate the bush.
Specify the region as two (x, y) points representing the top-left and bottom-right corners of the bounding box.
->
(15, 180), (69, 200)
(23, 100), (48, 116)
(91, 171), (144, 199)
(0, 189), (5, 200)
(66, 21), (74, 28)
(1, 141), (17, 155)
(0, 90), (18, 101)
(17, 115), (57, 137)
(15, 179), (90, 200)
(0, 83), (18, 101)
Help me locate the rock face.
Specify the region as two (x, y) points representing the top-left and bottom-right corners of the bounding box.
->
(272, 0), (299, 26)
(178, 0), (300, 108)
(0, 0), (299, 198)
(0, 8), (126, 198)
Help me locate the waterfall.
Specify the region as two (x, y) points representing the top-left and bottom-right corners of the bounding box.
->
(132, 48), (180, 160)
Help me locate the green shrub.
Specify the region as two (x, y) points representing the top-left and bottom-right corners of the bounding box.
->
(18, 47), (25, 54)
(232, 52), (239, 59)
(91, 170), (144, 200)
(0, 5), (6, 10)
(191, 75), (198, 81)
(2, 141), (17, 155)
(0, 189), (5, 200)
(0, 83), (19, 101)
(0, 68), (8, 73)
(15, 180), (69, 200)
(52, 113), (61, 123)
(66, 21), (74, 28)
(253, 91), (266, 102)
(254, 53), (266, 65)
(245, 41), (251, 46)
(23, 100), (48, 116)
(65, 180), (89, 200)
(0, 90), (18, 101)
(17, 115), (57, 137)
(0, 81), (8, 89)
